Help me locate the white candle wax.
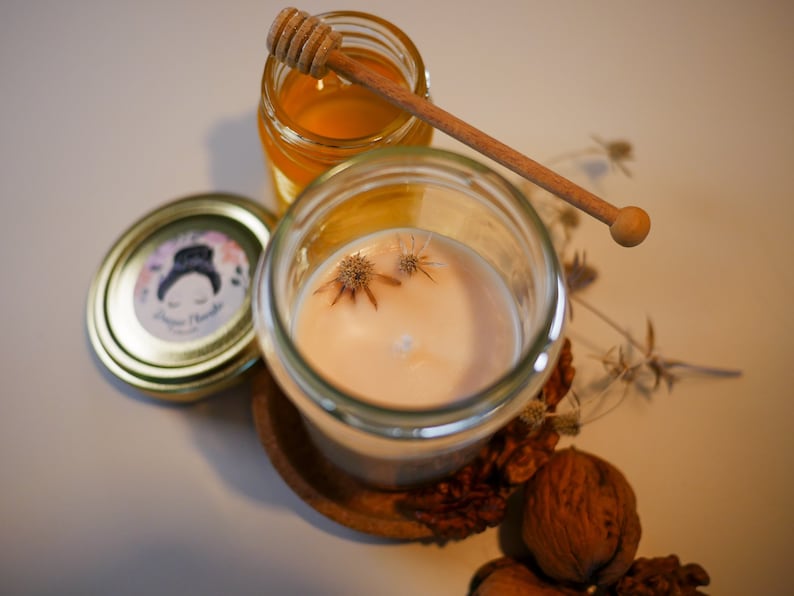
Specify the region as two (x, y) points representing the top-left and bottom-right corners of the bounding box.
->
(292, 228), (521, 409)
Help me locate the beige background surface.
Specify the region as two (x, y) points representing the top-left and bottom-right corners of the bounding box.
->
(1, 1), (791, 594)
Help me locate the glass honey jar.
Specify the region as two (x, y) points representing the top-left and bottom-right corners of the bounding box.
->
(258, 10), (433, 213)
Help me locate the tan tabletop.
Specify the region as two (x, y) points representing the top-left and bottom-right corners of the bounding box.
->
(1, 1), (790, 594)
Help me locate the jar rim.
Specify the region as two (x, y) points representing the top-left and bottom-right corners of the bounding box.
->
(260, 10), (430, 150)
(253, 147), (566, 439)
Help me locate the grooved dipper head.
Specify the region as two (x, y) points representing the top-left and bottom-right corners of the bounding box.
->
(267, 7), (342, 78)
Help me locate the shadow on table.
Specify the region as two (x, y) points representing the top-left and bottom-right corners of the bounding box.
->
(83, 108), (394, 545)
(198, 109), (396, 543)
(497, 486), (532, 561)
(204, 107), (271, 208)
(182, 378), (397, 546)
(45, 538), (332, 596)
(88, 328), (393, 546)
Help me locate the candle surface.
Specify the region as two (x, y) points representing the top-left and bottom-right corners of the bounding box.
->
(292, 228), (521, 409)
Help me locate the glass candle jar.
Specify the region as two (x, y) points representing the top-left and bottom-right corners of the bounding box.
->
(252, 147), (567, 488)
(258, 10), (433, 214)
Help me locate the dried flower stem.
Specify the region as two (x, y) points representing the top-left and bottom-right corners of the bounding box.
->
(572, 294), (742, 382)
(571, 295), (645, 353)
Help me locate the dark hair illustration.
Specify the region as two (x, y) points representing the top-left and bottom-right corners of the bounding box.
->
(157, 244), (221, 301)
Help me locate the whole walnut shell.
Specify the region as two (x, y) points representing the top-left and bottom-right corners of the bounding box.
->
(521, 447), (641, 587)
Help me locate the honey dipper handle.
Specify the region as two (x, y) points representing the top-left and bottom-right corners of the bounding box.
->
(331, 53), (649, 247)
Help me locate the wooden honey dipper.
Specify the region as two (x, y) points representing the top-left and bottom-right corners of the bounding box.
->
(267, 7), (651, 247)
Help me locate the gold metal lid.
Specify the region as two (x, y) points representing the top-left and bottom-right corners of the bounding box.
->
(87, 193), (274, 402)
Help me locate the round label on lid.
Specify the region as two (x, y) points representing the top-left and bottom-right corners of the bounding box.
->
(87, 193), (274, 402)
(132, 230), (250, 342)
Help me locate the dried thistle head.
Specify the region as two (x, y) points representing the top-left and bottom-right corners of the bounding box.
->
(604, 139), (633, 162)
(551, 411), (582, 436)
(525, 191), (581, 249)
(600, 345), (636, 381)
(397, 234), (445, 282)
(592, 135), (634, 177)
(314, 252), (400, 310)
(564, 252), (598, 295)
(557, 206), (581, 231)
(520, 399), (548, 432)
(337, 253), (373, 290)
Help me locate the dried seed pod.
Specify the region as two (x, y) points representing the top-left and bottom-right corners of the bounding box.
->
(521, 447), (641, 588)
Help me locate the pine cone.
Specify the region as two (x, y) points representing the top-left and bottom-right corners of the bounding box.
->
(414, 488), (508, 541)
(612, 555), (710, 595)
(402, 340), (574, 540)
(502, 429), (559, 485)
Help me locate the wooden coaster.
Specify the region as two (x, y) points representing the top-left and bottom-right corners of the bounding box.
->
(251, 364), (434, 540)
(251, 340), (573, 541)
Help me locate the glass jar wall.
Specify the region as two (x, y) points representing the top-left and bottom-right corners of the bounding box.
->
(253, 148), (567, 487)
(259, 11), (433, 214)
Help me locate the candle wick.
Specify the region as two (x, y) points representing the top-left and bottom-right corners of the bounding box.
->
(393, 333), (415, 357)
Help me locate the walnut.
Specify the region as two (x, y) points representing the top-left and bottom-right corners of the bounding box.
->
(612, 555), (710, 595)
(521, 447), (642, 588)
(469, 557), (581, 596)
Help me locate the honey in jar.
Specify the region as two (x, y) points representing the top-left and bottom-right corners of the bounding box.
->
(259, 11), (433, 214)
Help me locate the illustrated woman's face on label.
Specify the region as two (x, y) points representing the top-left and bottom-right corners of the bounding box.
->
(162, 272), (215, 317)
(133, 231), (250, 342)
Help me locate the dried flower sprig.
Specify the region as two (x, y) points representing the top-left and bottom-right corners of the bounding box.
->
(544, 135), (635, 179)
(314, 252), (400, 310)
(548, 265), (743, 431)
(397, 234), (446, 281)
(520, 394), (583, 437)
(573, 295), (743, 393)
(564, 251), (599, 319)
(592, 134), (634, 178)
(521, 186), (582, 251)
(519, 134), (741, 433)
